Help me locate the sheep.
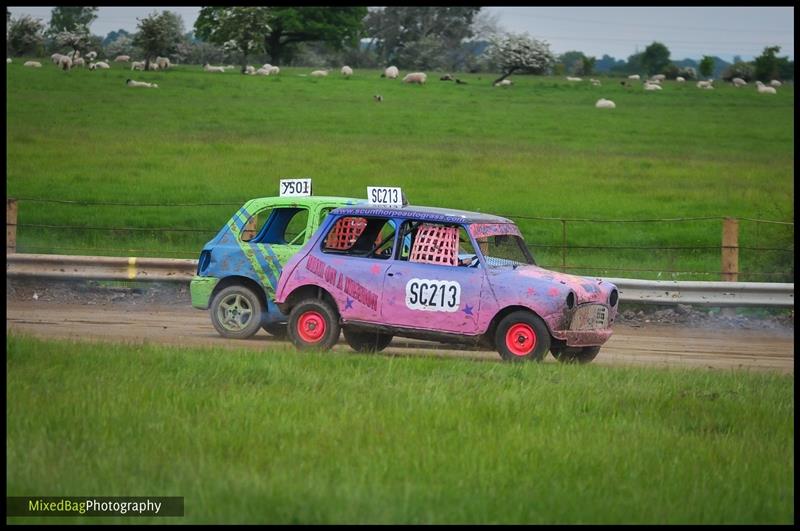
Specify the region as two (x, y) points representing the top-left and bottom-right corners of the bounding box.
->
(203, 63), (225, 73)
(383, 66), (399, 79)
(51, 53), (67, 64)
(650, 74), (666, 82)
(57, 55), (72, 71)
(86, 51), (97, 61)
(253, 67), (271, 76)
(628, 74), (640, 80)
(643, 82), (662, 91)
(149, 61), (160, 71)
(756, 81), (777, 94)
(269, 66), (280, 75)
(126, 78), (158, 88)
(89, 61), (110, 70)
(156, 56), (170, 70)
(590, 78), (601, 86)
(6, 58), (10, 64)
(696, 80), (713, 89)
(341, 65), (353, 76)
(595, 98), (616, 109)
(770, 79), (782, 88)
(262, 63), (272, 70)
(374, 94), (383, 102)
(244, 65), (256, 75)
(114, 55), (130, 63)
(646, 78), (661, 85)
(566, 76), (582, 81)
(494, 79), (513, 87)
(310, 69), (330, 77)
(676, 76), (686, 82)
(402, 72), (427, 84)
(732, 77), (747, 87)
(24, 61), (43, 68)
(72, 57), (85, 68)
(131, 61), (145, 71)
(440, 73), (454, 81)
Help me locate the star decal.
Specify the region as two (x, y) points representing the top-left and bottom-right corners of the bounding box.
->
(526, 287), (536, 297)
(370, 264), (382, 275)
(345, 298), (354, 310)
(462, 304), (474, 316)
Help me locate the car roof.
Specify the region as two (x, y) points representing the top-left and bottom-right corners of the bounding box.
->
(328, 204), (514, 224)
(243, 196), (363, 208)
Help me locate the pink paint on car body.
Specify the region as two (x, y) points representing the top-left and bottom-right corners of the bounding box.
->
(275, 205), (619, 362)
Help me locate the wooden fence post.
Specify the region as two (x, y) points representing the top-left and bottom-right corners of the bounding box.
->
(721, 217), (739, 282)
(7, 198), (17, 254)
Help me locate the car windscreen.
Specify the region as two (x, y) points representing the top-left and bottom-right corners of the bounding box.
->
(469, 223), (535, 267)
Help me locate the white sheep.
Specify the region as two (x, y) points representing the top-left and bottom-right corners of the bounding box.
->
(269, 66), (279, 75)
(262, 63), (272, 70)
(341, 65), (353, 77)
(755, 81), (777, 94)
(57, 55), (72, 71)
(310, 69), (330, 77)
(243, 65), (256, 74)
(131, 61), (145, 71)
(566, 76), (582, 81)
(72, 57), (85, 68)
(770, 79), (782, 88)
(24, 61), (43, 68)
(494, 79), (513, 87)
(203, 63), (225, 73)
(732, 77), (747, 87)
(89, 61), (110, 70)
(650, 74), (666, 82)
(6, 58), (11, 64)
(647, 78), (661, 85)
(126, 78), (158, 88)
(86, 51), (97, 61)
(51, 52), (67, 64)
(696, 80), (713, 89)
(254, 67), (271, 76)
(590, 78), (601, 86)
(628, 74), (640, 80)
(383, 66), (399, 79)
(156, 56), (170, 70)
(643, 82), (662, 91)
(595, 98), (616, 109)
(114, 55), (130, 63)
(403, 72), (427, 84)
(676, 76), (686, 82)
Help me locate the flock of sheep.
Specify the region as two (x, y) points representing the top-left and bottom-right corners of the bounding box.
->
(8, 55), (788, 100)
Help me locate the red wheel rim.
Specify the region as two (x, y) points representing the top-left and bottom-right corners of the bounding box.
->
(297, 311), (326, 343)
(506, 323), (536, 356)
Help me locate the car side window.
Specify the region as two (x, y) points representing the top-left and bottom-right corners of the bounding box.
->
(322, 216), (395, 259)
(240, 207), (273, 242)
(406, 222), (461, 267)
(241, 207), (309, 245)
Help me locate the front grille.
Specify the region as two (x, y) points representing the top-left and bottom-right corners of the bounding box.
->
(569, 304), (609, 331)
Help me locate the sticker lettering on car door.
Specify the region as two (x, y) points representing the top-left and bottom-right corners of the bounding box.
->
(405, 279), (461, 312)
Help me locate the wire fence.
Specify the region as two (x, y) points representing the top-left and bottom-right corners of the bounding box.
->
(8, 197), (795, 282)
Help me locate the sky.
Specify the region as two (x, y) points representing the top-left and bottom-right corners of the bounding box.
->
(7, 6), (794, 62)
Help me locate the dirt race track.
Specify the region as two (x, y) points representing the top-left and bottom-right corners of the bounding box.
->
(6, 300), (794, 374)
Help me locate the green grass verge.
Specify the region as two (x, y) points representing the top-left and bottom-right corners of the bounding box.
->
(6, 63), (794, 280)
(6, 333), (794, 524)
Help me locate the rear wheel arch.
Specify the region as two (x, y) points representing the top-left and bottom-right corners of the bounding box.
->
(211, 275), (269, 311)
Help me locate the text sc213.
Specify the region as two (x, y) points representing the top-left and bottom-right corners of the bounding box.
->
(280, 179), (312, 197)
(367, 187), (403, 207)
(405, 279), (461, 312)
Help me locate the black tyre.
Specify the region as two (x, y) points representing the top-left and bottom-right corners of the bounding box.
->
(343, 328), (393, 353)
(287, 299), (341, 351)
(209, 284), (264, 339)
(553, 346), (601, 364)
(495, 311), (551, 362)
(262, 322), (288, 340)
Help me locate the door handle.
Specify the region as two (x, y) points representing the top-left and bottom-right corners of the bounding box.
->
(387, 272), (394, 277)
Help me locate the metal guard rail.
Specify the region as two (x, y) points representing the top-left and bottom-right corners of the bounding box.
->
(6, 253), (794, 308)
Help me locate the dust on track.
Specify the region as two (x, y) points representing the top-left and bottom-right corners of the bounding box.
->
(6, 299), (794, 374)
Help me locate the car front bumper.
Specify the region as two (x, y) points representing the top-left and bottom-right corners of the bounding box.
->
(552, 328), (614, 347)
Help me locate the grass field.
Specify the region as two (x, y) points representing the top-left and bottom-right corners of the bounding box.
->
(6, 62), (794, 280)
(6, 333), (794, 524)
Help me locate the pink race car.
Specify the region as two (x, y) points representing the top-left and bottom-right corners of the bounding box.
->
(274, 204), (618, 363)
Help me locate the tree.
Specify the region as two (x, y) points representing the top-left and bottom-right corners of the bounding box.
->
(365, 7), (480, 70)
(102, 28), (131, 46)
(641, 41), (670, 76)
(558, 50), (585, 75)
(48, 6), (98, 35)
(721, 61), (754, 82)
(579, 55), (596, 76)
(487, 32), (555, 85)
(753, 46), (789, 81)
(104, 34), (135, 59)
(698, 55), (714, 78)
(53, 28), (92, 59)
(133, 10), (185, 70)
(195, 7), (273, 71)
(625, 51), (643, 75)
(8, 15), (46, 56)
